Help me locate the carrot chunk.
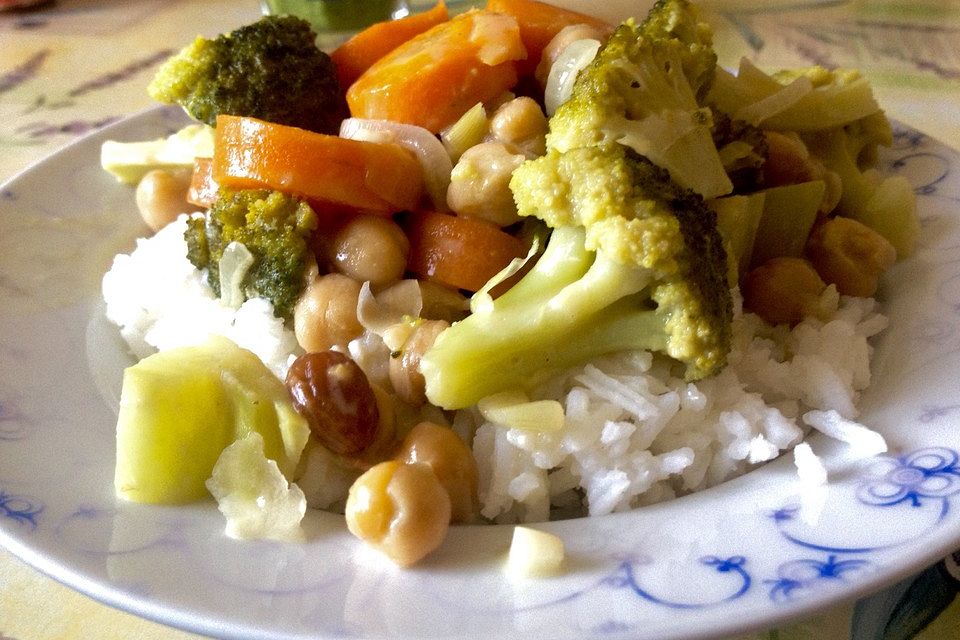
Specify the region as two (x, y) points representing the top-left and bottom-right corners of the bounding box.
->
(485, 0), (610, 76)
(346, 10), (526, 133)
(331, 1), (450, 89)
(404, 210), (526, 292)
(213, 115), (424, 215)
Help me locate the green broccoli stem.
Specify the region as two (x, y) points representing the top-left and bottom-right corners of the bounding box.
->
(421, 226), (661, 410)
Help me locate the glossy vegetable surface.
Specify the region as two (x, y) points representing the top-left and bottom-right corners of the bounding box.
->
(485, 0), (610, 76)
(346, 10), (526, 133)
(404, 210), (527, 292)
(213, 114), (424, 215)
(331, 1), (450, 88)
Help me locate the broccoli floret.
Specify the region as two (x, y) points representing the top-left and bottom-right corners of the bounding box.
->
(185, 189), (318, 319)
(148, 15), (345, 134)
(547, 12), (732, 199)
(711, 109), (768, 192)
(639, 0), (718, 102)
(803, 112), (919, 258)
(420, 146), (732, 410)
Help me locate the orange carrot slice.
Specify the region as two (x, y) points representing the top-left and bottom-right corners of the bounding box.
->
(331, 1), (450, 90)
(404, 210), (527, 292)
(485, 0), (610, 77)
(346, 10), (526, 133)
(213, 115), (424, 215)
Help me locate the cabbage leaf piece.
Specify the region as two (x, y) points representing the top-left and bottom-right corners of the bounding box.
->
(115, 335), (310, 504)
(206, 432), (307, 542)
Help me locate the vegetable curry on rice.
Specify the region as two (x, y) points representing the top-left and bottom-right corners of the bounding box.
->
(101, 0), (916, 568)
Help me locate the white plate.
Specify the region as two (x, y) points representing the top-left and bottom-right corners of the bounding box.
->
(2, 106), (960, 640)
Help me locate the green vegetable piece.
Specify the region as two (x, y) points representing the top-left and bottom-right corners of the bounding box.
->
(710, 109), (768, 193)
(710, 192), (766, 278)
(803, 113), (919, 258)
(424, 149), (732, 410)
(148, 15), (345, 134)
(639, 0), (718, 102)
(100, 124), (214, 185)
(750, 180), (825, 267)
(858, 174), (919, 259)
(185, 189), (318, 320)
(709, 60), (881, 133)
(547, 1), (732, 199)
(763, 66), (880, 132)
(115, 336), (310, 505)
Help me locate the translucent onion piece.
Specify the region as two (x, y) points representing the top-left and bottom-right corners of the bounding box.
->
(218, 241), (254, 309)
(356, 279), (423, 336)
(544, 38), (601, 117)
(470, 234), (541, 315)
(734, 75), (813, 127)
(340, 118), (452, 211)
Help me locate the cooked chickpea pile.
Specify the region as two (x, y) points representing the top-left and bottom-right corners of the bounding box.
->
(345, 421), (479, 566)
(741, 130), (900, 327)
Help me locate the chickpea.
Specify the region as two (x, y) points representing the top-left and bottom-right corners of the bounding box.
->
(325, 214), (409, 286)
(135, 168), (193, 232)
(396, 421), (479, 524)
(446, 142), (526, 227)
(294, 273), (364, 352)
(389, 319), (449, 406)
(489, 97), (548, 158)
(806, 216), (896, 297)
(743, 257), (828, 326)
(535, 23), (613, 88)
(763, 131), (817, 187)
(345, 460), (451, 567)
(763, 132), (840, 215)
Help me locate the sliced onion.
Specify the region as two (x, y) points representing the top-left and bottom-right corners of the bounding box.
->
(734, 75), (813, 127)
(219, 241), (254, 309)
(356, 279), (423, 337)
(340, 118), (453, 211)
(544, 38), (601, 116)
(470, 234), (541, 315)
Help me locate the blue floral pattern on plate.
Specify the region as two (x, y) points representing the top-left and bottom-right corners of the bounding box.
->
(0, 491), (42, 531)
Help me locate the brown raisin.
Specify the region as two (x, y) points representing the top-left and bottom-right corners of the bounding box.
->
(285, 351), (379, 456)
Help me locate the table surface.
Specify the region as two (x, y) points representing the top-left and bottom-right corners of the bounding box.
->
(1, 1), (959, 638)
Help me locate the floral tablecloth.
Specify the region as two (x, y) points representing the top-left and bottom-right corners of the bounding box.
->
(1, 0), (959, 638)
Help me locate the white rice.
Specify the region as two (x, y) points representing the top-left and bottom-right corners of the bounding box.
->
(102, 221), (890, 523)
(102, 214), (300, 380)
(793, 441), (828, 487)
(468, 290), (888, 523)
